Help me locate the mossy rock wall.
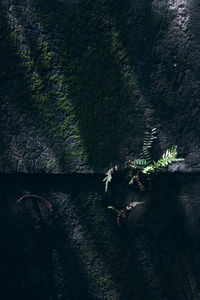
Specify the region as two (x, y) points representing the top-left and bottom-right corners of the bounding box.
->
(1, 1), (200, 300)
(1, 0), (199, 173)
(0, 0), (144, 173)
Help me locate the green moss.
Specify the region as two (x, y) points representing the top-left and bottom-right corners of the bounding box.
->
(28, 0), (140, 169)
(30, 73), (44, 92)
(40, 41), (54, 69)
(0, 8), (30, 110)
(0, 9), (79, 170)
(45, 161), (56, 172)
(1, 0), (141, 171)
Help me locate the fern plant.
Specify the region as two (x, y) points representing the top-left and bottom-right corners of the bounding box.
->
(103, 165), (118, 192)
(108, 202), (143, 226)
(142, 145), (184, 175)
(104, 126), (184, 225)
(103, 126), (184, 191)
(129, 128), (184, 188)
(129, 127), (156, 170)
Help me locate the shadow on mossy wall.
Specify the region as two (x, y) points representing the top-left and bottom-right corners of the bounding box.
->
(0, 0), (146, 171)
(120, 3), (175, 114)
(1, 1), (194, 169)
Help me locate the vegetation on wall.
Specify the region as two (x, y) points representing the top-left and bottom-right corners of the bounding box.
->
(104, 127), (184, 191)
(0, 0), (141, 171)
(104, 127), (184, 225)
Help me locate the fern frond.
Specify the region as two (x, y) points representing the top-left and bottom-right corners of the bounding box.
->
(142, 145), (184, 175)
(103, 165), (118, 192)
(130, 159), (148, 169)
(129, 175), (137, 185)
(140, 127), (157, 162)
(108, 206), (115, 210)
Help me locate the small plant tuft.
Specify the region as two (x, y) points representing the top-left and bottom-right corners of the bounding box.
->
(103, 165), (118, 192)
(104, 127), (184, 225)
(104, 127), (184, 192)
(142, 145), (184, 175)
(108, 202), (143, 226)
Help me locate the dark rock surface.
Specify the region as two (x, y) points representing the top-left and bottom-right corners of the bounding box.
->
(1, 174), (200, 300)
(145, 0), (200, 173)
(1, 1), (200, 299)
(1, 0), (199, 173)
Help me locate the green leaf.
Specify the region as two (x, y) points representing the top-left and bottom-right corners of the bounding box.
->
(129, 176), (136, 185)
(108, 206), (115, 210)
(103, 165), (118, 192)
(142, 145), (184, 175)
